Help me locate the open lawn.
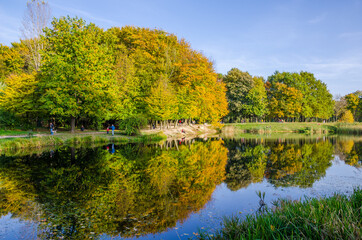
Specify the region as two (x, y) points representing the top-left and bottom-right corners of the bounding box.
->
(224, 122), (362, 135)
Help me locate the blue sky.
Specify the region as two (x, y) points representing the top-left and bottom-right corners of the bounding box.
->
(1, 0), (361, 96)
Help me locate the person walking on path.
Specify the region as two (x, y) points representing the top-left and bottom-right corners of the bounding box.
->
(50, 122), (54, 135)
(111, 124), (115, 136)
(107, 125), (110, 134)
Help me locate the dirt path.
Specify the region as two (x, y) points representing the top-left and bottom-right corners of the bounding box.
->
(0, 131), (106, 139)
(141, 123), (219, 139)
(0, 125), (218, 140)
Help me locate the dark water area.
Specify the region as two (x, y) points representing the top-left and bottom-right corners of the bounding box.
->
(0, 137), (361, 239)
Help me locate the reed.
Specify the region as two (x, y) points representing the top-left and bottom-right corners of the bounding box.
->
(334, 123), (362, 135)
(0, 136), (63, 151)
(225, 122), (362, 136)
(199, 188), (362, 240)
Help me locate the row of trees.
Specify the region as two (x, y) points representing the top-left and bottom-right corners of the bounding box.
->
(1, 1), (360, 131)
(0, 13), (228, 131)
(222, 68), (359, 122)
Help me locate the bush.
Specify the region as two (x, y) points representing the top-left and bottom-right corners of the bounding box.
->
(0, 109), (18, 129)
(339, 110), (354, 123)
(119, 115), (148, 136)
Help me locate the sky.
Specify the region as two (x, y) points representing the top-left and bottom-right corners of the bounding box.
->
(0, 0), (361, 96)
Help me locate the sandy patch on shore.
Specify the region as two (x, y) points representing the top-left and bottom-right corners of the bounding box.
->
(141, 123), (219, 139)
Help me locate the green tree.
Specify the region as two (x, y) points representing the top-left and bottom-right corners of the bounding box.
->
(39, 16), (118, 132)
(244, 76), (268, 120)
(223, 68), (254, 122)
(267, 71), (334, 121)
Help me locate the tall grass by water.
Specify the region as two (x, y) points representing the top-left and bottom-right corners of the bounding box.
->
(333, 122), (362, 135)
(0, 136), (63, 151)
(224, 122), (362, 135)
(199, 188), (362, 240)
(0, 132), (167, 152)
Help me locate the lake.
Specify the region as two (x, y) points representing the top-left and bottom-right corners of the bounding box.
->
(0, 136), (361, 239)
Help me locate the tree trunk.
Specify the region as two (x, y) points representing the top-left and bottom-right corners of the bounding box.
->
(71, 116), (76, 133)
(70, 147), (75, 162)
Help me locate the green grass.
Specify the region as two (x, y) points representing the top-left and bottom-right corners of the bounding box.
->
(223, 122), (362, 136)
(0, 129), (43, 136)
(226, 122), (334, 133)
(199, 188), (362, 240)
(0, 131), (167, 152)
(332, 122), (362, 135)
(0, 136), (64, 151)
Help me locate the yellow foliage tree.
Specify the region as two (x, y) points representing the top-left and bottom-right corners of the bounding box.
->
(0, 73), (40, 118)
(339, 109), (354, 123)
(144, 76), (178, 128)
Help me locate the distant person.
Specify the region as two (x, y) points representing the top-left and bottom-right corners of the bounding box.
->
(111, 124), (115, 136)
(107, 125), (110, 134)
(81, 125), (85, 131)
(50, 122), (54, 135)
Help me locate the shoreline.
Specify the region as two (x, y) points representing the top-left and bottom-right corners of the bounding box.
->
(1, 122), (361, 152)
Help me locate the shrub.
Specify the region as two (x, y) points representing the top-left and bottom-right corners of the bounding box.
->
(339, 110), (354, 123)
(119, 115), (148, 136)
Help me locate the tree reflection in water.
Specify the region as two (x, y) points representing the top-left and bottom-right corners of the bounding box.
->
(0, 137), (360, 239)
(0, 140), (227, 239)
(224, 138), (361, 191)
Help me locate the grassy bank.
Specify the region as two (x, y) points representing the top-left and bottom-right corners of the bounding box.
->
(0, 129), (44, 136)
(0, 132), (167, 152)
(199, 188), (362, 240)
(223, 122), (362, 135)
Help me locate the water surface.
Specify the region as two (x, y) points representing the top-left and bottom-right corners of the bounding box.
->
(0, 137), (361, 239)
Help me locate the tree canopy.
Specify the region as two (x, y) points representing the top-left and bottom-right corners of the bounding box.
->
(39, 16), (118, 132)
(1, 16), (229, 131)
(0, 12), (359, 130)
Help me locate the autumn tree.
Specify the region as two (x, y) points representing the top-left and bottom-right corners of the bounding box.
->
(345, 92), (360, 119)
(334, 91), (362, 122)
(0, 42), (33, 80)
(267, 71), (334, 121)
(266, 82), (303, 120)
(339, 110), (354, 123)
(39, 16), (118, 132)
(144, 76), (178, 129)
(0, 73), (41, 123)
(111, 26), (228, 125)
